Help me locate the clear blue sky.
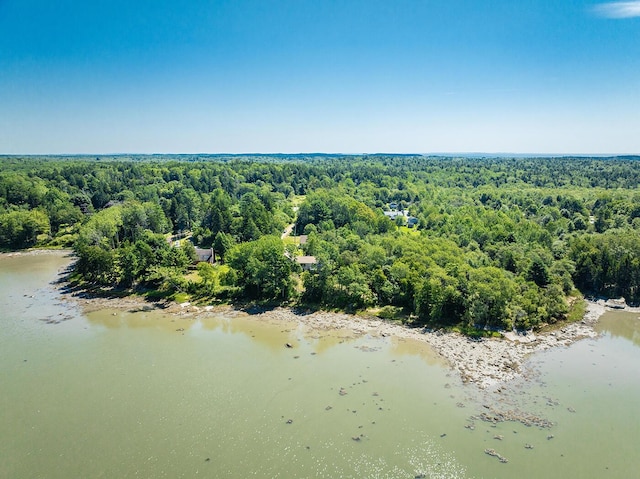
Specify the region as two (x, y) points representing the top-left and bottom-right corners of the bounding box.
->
(1, 0), (638, 154)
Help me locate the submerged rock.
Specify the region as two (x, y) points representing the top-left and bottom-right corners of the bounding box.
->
(485, 448), (508, 463)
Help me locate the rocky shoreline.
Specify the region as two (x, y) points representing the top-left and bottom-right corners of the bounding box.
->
(12, 248), (626, 390)
(61, 287), (623, 389)
(214, 301), (607, 389)
(0, 248), (73, 258)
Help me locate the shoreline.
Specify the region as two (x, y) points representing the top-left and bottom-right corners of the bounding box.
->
(0, 248), (73, 258)
(40, 248), (636, 389)
(60, 286), (625, 389)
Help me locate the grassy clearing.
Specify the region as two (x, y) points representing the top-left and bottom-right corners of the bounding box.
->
(282, 236), (302, 246)
(566, 296), (587, 323)
(290, 194), (306, 208)
(398, 226), (420, 236)
(367, 305), (409, 323)
(172, 292), (190, 303)
(183, 271), (201, 282)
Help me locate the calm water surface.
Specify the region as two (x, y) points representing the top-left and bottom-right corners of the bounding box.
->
(1, 253), (639, 478)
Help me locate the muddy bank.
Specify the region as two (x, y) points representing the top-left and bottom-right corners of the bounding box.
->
(62, 288), (615, 389)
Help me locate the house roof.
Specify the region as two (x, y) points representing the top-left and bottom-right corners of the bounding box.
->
(194, 247), (213, 262)
(295, 256), (317, 264)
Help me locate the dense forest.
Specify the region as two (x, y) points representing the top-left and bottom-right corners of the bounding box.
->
(2, 155), (639, 331)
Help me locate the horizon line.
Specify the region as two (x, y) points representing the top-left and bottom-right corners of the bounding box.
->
(1, 152), (639, 158)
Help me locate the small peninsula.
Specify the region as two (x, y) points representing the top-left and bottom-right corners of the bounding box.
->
(4, 155), (640, 361)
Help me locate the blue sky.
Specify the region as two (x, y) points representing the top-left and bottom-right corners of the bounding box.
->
(1, 0), (638, 154)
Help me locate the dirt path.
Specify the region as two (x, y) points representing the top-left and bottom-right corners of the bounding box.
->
(281, 223), (295, 239)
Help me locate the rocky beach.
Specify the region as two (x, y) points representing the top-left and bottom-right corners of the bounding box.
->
(26, 245), (627, 390)
(7, 255), (627, 391)
(62, 288), (622, 390)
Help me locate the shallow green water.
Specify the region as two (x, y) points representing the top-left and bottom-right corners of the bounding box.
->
(2, 253), (639, 478)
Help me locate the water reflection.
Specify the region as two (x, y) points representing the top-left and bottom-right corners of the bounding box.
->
(86, 308), (407, 357)
(86, 308), (195, 332)
(200, 314), (297, 351)
(390, 336), (447, 366)
(303, 329), (360, 355)
(595, 311), (640, 347)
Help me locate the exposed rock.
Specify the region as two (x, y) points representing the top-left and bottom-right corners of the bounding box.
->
(605, 297), (626, 309)
(61, 293), (614, 390)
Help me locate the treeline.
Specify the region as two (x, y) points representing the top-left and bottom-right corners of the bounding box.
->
(297, 190), (570, 329)
(1, 155), (640, 330)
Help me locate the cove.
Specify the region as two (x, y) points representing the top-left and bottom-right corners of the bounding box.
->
(1, 252), (639, 478)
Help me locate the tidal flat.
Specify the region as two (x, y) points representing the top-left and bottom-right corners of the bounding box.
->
(2, 251), (639, 478)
